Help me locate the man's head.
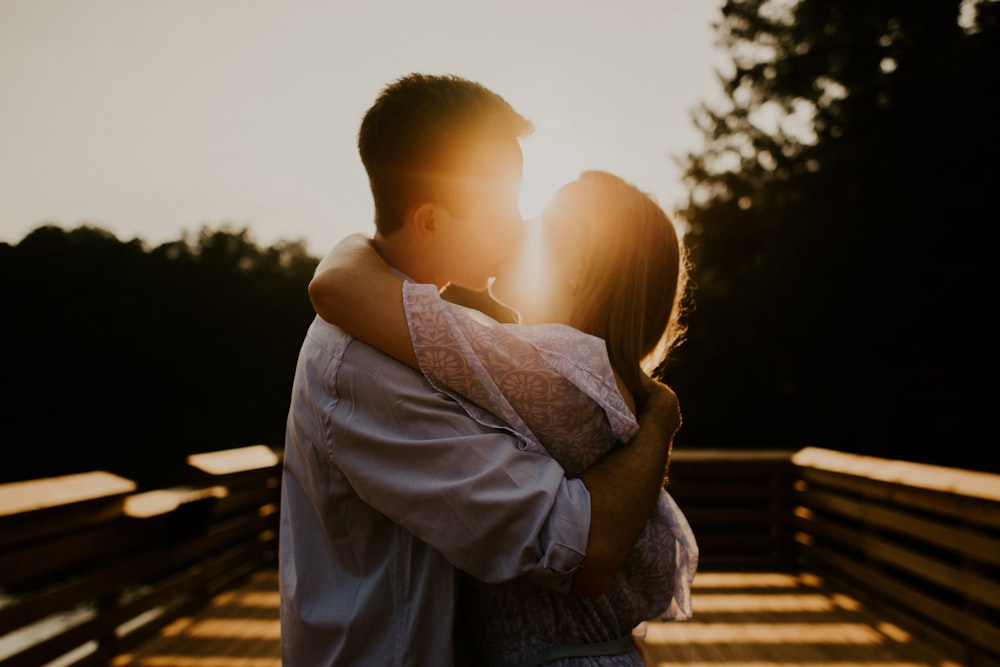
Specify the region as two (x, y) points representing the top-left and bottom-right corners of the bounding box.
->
(358, 73), (532, 289)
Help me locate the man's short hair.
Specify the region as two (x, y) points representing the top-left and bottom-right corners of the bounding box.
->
(358, 73), (533, 234)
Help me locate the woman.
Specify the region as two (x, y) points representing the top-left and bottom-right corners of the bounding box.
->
(310, 170), (697, 666)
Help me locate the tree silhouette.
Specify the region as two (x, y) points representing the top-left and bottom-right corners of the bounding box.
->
(660, 0), (998, 471)
(1, 225), (317, 487)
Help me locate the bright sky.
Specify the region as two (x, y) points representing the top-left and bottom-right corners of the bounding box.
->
(0, 0), (726, 257)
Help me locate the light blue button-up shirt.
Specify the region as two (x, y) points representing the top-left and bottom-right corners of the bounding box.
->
(279, 316), (591, 666)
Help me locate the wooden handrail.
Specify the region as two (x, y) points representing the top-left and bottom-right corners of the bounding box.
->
(1, 446), (997, 666)
(666, 448), (798, 569)
(791, 446), (1000, 665)
(0, 446), (282, 667)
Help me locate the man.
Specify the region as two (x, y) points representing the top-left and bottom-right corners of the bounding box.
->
(279, 73), (680, 666)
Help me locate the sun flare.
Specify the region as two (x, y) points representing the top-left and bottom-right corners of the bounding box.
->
(518, 134), (587, 222)
(489, 215), (551, 324)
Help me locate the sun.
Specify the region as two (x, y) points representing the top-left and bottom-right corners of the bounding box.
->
(518, 134), (587, 222)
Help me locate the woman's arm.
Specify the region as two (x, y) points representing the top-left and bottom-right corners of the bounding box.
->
(308, 234), (419, 368)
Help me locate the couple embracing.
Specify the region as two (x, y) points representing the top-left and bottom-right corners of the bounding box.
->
(279, 72), (698, 667)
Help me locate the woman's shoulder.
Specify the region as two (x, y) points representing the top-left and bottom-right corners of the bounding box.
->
(508, 323), (639, 440)
(505, 321), (603, 353)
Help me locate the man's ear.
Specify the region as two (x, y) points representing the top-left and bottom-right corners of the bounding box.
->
(410, 202), (441, 240)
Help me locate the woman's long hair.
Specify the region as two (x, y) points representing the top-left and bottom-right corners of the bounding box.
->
(562, 171), (689, 405)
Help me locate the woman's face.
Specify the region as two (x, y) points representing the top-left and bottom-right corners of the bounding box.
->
(489, 186), (590, 326)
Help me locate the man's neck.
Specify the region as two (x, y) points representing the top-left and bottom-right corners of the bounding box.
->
(372, 232), (445, 288)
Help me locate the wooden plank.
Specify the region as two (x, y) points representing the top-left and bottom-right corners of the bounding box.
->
(110, 541), (267, 653)
(691, 533), (776, 552)
(794, 446), (1000, 502)
(666, 483), (781, 502)
(694, 553), (790, 569)
(186, 446), (281, 486)
(0, 541), (266, 667)
(149, 513), (275, 576)
(0, 554), (127, 636)
(804, 513), (1000, 611)
(671, 449), (795, 464)
(798, 468), (1000, 530)
(209, 484), (280, 520)
(112, 569), (280, 667)
(806, 545), (1000, 658)
(796, 449), (1000, 528)
(0, 487), (277, 665)
(680, 507), (778, 526)
(863, 534), (1000, 609)
(638, 569), (967, 665)
(123, 486), (227, 519)
(800, 486), (1000, 567)
(0, 472), (135, 549)
(0, 521), (137, 588)
(0, 472), (135, 517)
(797, 514), (1000, 655)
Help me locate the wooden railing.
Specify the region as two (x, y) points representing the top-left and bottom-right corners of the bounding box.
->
(0, 445), (281, 667)
(791, 446), (1000, 666)
(668, 447), (1000, 666)
(666, 449), (798, 569)
(1, 445), (998, 666)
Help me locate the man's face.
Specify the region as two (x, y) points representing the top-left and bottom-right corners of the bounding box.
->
(433, 136), (526, 291)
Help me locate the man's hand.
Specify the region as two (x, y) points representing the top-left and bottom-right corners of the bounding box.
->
(572, 375), (681, 596)
(638, 375), (681, 482)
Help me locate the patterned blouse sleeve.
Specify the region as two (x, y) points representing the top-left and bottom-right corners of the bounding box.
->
(402, 282), (638, 453)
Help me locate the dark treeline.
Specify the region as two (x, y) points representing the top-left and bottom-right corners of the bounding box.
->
(655, 0), (998, 473)
(0, 225), (317, 488)
(3, 0), (997, 485)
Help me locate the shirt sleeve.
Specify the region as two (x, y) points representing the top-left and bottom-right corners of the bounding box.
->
(330, 337), (590, 592)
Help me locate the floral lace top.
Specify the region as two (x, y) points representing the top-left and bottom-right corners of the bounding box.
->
(403, 282), (699, 667)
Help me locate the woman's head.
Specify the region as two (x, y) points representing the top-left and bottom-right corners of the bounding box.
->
(491, 171), (688, 402)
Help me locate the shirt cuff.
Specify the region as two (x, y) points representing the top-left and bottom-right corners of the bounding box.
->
(526, 477), (591, 593)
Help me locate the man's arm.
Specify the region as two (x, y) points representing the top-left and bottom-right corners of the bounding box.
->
(330, 340), (590, 591)
(572, 379), (679, 595)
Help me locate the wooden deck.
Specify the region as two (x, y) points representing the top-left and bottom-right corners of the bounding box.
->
(637, 571), (962, 666)
(110, 567), (965, 666)
(112, 569), (281, 667)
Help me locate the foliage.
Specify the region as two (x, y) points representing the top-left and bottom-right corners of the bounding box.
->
(0, 224), (317, 487)
(659, 0), (998, 471)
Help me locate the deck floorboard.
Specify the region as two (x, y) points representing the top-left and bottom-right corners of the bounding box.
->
(638, 571), (960, 666)
(113, 569), (965, 666)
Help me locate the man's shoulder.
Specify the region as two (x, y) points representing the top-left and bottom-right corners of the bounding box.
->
(341, 335), (429, 387)
(303, 317), (425, 384)
(302, 315), (348, 353)
(302, 316), (412, 373)
(299, 316), (489, 427)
